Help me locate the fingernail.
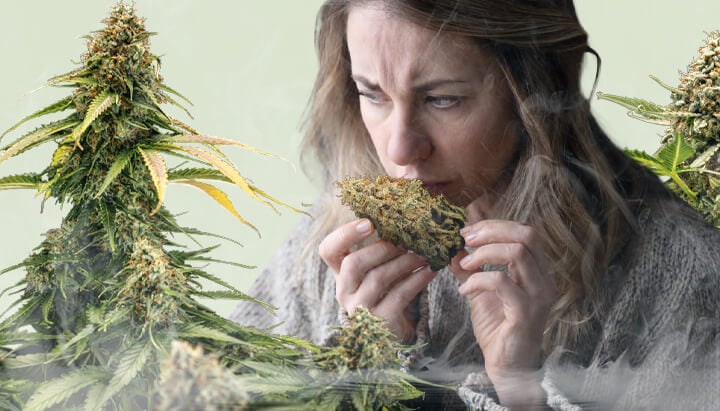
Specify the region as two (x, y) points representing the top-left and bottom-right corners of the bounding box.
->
(464, 232), (477, 243)
(460, 254), (472, 267)
(356, 219), (372, 234)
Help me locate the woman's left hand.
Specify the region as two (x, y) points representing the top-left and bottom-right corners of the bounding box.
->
(448, 219), (557, 403)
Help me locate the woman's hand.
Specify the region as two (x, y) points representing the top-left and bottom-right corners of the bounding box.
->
(449, 219), (556, 406)
(319, 218), (437, 343)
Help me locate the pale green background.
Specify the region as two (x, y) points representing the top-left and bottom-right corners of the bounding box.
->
(2, 1), (719, 318)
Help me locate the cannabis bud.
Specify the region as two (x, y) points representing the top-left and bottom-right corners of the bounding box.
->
(338, 176), (466, 271)
(315, 307), (424, 409)
(319, 306), (403, 372)
(668, 31), (720, 223)
(156, 341), (250, 411)
(671, 30), (720, 144)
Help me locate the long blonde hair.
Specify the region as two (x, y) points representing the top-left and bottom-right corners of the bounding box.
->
(300, 0), (667, 349)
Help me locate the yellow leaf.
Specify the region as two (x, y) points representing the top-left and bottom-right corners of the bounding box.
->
(168, 135), (279, 158)
(172, 145), (278, 213)
(51, 144), (73, 168)
(249, 183), (310, 216)
(176, 179), (259, 235)
(138, 148), (167, 215)
(0, 120), (77, 166)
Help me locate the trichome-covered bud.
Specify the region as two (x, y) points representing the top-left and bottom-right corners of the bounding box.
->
(668, 31), (720, 225)
(338, 176), (466, 271)
(671, 30), (720, 144)
(156, 341), (250, 411)
(319, 306), (402, 372)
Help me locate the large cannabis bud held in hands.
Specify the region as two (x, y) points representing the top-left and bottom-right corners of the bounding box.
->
(339, 176), (466, 270)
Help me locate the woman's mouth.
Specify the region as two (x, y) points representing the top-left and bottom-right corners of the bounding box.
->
(421, 182), (449, 196)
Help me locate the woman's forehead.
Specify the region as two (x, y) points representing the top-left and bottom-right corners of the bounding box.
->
(346, 6), (496, 85)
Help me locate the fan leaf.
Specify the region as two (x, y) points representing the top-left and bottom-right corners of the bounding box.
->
(70, 90), (118, 148)
(94, 340), (153, 410)
(166, 134), (280, 159)
(168, 167), (229, 182)
(596, 92), (672, 121)
(175, 179), (259, 235)
(0, 118), (78, 165)
(1, 96), (74, 140)
(23, 367), (108, 411)
(94, 149), (134, 199)
(0, 173), (43, 191)
(169, 144), (276, 212)
(178, 324), (250, 346)
(138, 147), (168, 215)
(655, 133), (695, 172)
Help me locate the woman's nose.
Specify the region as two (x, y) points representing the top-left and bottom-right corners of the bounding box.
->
(385, 106), (432, 165)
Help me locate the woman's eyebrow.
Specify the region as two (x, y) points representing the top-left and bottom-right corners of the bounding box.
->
(351, 74), (380, 90)
(352, 74), (467, 91)
(413, 79), (468, 92)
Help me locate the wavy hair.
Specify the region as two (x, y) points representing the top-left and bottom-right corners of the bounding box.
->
(300, 0), (668, 349)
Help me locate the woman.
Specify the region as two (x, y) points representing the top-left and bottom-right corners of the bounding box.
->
(231, 1), (720, 409)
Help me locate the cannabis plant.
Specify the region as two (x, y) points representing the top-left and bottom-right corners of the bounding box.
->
(157, 307), (430, 410)
(0, 3), (310, 410)
(597, 31), (720, 226)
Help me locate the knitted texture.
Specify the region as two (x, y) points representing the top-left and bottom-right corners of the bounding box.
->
(229, 196), (720, 410)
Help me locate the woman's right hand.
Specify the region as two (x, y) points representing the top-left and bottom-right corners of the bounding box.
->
(319, 218), (438, 343)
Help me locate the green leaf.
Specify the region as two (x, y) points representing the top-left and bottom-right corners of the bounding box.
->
(1, 96), (74, 140)
(192, 290), (256, 300)
(70, 90), (118, 148)
(177, 324), (251, 347)
(0, 118), (78, 165)
(0, 173), (43, 191)
(23, 367), (108, 411)
(655, 133), (695, 172)
(0, 294), (45, 332)
(168, 167), (229, 182)
(159, 83), (193, 106)
(596, 92), (671, 121)
(98, 201), (116, 253)
(625, 133), (697, 200)
(1, 353), (52, 370)
(649, 74), (683, 95)
(625, 149), (667, 174)
(94, 149), (134, 199)
(51, 323), (96, 361)
(46, 68), (91, 85)
(94, 340), (153, 410)
(159, 90), (194, 119)
(238, 361), (315, 393)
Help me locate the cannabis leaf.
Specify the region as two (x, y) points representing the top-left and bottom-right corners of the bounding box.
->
(23, 367), (108, 411)
(625, 133), (696, 199)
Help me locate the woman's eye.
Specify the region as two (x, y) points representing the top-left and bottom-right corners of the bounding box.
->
(358, 91), (383, 104)
(426, 95), (461, 109)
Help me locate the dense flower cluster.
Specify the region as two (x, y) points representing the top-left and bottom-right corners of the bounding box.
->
(339, 176), (466, 270)
(669, 31), (720, 224)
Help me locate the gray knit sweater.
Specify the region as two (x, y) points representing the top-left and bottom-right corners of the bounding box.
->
(229, 196), (720, 410)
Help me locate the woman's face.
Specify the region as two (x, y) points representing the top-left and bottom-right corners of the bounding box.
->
(346, 5), (520, 211)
